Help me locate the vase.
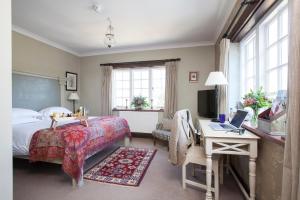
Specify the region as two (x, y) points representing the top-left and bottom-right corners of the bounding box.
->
(135, 105), (142, 110)
(251, 109), (259, 126)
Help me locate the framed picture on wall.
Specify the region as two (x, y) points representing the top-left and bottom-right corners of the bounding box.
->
(66, 71), (78, 91)
(189, 71), (198, 83)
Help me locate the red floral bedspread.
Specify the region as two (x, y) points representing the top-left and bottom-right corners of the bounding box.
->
(29, 116), (131, 182)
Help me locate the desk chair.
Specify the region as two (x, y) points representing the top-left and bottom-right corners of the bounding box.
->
(175, 111), (220, 200)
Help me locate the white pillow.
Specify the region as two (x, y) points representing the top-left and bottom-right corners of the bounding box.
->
(12, 108), (42, 119)
(12, 117), (41, 125)
(39, 107), (72, 118)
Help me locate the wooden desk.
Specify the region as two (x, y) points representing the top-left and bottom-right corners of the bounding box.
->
(199, 120), (260, 200)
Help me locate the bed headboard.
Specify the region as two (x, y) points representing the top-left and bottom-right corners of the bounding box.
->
(12, 72), (61, 111)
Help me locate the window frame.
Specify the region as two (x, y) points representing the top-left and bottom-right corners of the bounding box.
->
(112, 66), (166, 109)
(262, 7), (288, 97)
(240, 1), (288, 98)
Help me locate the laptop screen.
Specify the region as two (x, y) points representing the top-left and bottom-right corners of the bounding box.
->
(230, 110), (248, 128)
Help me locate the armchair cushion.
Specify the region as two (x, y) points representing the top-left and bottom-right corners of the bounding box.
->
(152, 129), (171, 141)
(158, 118), (172, 131)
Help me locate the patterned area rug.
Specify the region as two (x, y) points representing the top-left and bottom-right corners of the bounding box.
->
(84, 147), (157, 186)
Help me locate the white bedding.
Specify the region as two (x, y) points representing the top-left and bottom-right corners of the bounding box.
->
(13, 117), (96, 156)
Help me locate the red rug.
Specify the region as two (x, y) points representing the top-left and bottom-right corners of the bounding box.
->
(84, 147), (157, 186)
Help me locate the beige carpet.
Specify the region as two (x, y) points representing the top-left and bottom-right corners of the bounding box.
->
(13, 138), (244, 200)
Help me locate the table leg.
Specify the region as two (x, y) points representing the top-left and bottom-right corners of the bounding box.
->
(249, 157), (256, 200)
(206, 154), (213, 200)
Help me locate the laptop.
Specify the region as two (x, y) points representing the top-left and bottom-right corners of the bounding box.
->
(209, 110), (248, 131)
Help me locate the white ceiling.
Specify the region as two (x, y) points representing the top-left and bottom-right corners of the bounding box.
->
(12, 0), (236, 56)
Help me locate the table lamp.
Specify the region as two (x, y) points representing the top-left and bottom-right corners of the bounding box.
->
(68, 92), (79, 113)
(205, 71), (228, 122)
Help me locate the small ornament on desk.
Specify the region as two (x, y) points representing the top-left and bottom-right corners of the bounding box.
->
(125, 99), (128, 109)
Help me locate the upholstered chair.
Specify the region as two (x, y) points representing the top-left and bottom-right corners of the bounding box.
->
(152, 118), (173, 150)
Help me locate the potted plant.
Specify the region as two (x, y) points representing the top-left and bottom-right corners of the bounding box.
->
(243, 87), (272, 124)
(131, 96), (149, 110)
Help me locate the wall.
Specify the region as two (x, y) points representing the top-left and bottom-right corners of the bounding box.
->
(12, 31), (81, 110)
(80, 46), (215, 119)
(231, 139), (284, 200)
(0, 0), (13, 199)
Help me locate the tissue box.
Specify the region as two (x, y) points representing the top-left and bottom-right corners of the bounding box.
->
(257, 108), (286, 135)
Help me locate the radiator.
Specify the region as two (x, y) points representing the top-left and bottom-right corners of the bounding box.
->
(119, 111), (159, 134)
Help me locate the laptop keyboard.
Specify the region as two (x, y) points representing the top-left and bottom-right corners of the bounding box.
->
(219, 124), (233, 129)
(209, 123), (233, 130)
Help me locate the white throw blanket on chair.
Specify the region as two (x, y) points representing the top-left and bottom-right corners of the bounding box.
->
(169, 109), (197, 165)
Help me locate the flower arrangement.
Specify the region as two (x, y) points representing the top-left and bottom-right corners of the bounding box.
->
(131, 96), (149, 110)
(243, 87), (272, 122)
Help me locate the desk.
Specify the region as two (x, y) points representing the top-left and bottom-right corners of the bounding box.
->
(199, 120), (260, 200)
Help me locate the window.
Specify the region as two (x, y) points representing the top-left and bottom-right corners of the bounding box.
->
(112, 67), (166, 109)
(264, 8), (288, 97)
(241, 33), (256, 94)
(240, 1), (288, 98)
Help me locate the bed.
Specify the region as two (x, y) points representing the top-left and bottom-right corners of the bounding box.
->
(12, 72), (131, 186)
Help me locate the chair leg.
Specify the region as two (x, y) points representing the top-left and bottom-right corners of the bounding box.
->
(226, 155), (230, 174)
(213, 164), (219, 200)
(153, 137), (156, 146)
(182, 162), (187, 189)
(220, 156), (224, 185)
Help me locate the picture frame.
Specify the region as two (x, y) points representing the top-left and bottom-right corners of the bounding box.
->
(66, 71), (78, 91)
(189, 71), (198, 83)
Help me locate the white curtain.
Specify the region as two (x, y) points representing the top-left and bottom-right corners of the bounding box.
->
(219, 38), (230, 115)
(164, 61), (178, 118)
(100, 66), (113, 116)
(281, 0), (300, 199)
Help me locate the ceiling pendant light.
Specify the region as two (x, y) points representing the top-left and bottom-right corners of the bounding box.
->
(104, 18), (116, 48)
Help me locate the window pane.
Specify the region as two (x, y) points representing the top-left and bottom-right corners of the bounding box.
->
(268, 19), (278, 46)
(115, 72), (122, 80)
(133, 71), (141, 79)
(134, 89), (141, 96)
(123, 71), (130, 80)
(141, 89), (148, 98)
(123, 80), (130, 89)
(142, 71), (148, 79)
(280, 66), (288, 90)
(123, 90), (130, 97)
(116, 81), (122, 89)
(152, 80), (161, 88)
(116, 98), (122, 107)
(280, 38), (288, 64)
(142, 80), (148, 88)
(268, 45), (278, 69)
(267, 70), (278, 94)
(247, 41), (254, 59)
(245, 78), (255, 93)
(281, 9), (288, 37)
(113, 67), (165, 108)
(246, 59), (255, 77)
(134, 80), (141, 88)
(152, 70), (161, 79)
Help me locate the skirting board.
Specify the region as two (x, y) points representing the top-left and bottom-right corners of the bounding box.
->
(131, 132), (153, 138)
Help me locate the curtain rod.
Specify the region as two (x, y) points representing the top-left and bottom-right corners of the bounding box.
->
(223, 0), (258, 38)
(99, 58), (181, 67)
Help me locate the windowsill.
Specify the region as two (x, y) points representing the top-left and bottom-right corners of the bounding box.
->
(112, 108), (164, 112)
(242, 122), (285, 146)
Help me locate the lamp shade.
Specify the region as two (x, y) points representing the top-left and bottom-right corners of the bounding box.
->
(68, 92), (79, 100)
(205, 71), (228, 86)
